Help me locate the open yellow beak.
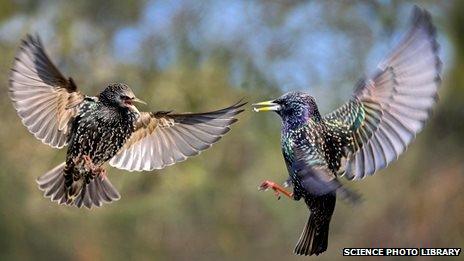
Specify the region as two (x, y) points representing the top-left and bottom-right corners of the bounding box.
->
(252, 100), (281, 112)
(132, 97), (147, 105)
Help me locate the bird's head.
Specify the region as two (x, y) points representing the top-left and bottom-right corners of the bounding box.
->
(252, 91), (321, 127)
(99, 83), (146, 114)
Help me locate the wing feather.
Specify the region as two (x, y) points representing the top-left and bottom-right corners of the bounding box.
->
(9, 34), (85, 148)
(324, 7), (441, 179)
(109, 101), (245, 171)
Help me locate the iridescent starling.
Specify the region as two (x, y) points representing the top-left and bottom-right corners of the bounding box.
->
(9, 35), (245, 209)
(253, 7), (441, 256)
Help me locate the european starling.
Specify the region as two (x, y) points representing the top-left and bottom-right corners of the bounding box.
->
(9, 34), (245, 208)
(253, 7), (441, 256)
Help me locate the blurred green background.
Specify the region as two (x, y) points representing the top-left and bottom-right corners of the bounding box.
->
(0, 0), (463, 260)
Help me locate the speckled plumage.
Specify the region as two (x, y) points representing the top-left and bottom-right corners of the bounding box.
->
(68, 94), (138, 166)
(9, 35), (245, 209)
(63, 85), (139, 205)
(254, 7), (441, 256)
(278, 93), (341, 256)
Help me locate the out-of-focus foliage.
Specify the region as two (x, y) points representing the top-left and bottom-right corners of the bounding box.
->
(0, 0), (462, 260)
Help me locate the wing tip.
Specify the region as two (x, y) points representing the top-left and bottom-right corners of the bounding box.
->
(411, 5), (441, 71)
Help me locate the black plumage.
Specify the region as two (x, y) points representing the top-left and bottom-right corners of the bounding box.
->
(254, 7), (441, 256)
(9, 35), (245, 208)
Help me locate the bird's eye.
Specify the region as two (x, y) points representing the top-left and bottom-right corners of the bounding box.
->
(120, 95), (130, 100)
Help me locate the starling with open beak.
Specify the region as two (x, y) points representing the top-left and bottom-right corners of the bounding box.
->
(9, 35), (245, 208)
(253, 6), (441, 256)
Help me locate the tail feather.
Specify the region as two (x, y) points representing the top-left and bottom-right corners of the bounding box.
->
(294, 194), (336, 256)
(36, 163), (120, 208)
(294, 213), (330, 256)
(37, 163), (65, 190)
(37, 163), (66, 198)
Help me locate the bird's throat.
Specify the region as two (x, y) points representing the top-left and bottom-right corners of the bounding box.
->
(282, 114), (312, 132)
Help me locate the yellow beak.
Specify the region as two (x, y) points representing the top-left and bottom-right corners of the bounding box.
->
(252, 100), (281, 112)
(132, 97), (147, 105)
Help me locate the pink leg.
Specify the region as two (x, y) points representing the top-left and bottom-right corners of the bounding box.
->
(81, 155), (107, 180)
(94, 167), (107, 180)
(259, 180), (293, 200)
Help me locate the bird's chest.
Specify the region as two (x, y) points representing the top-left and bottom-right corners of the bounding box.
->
(68, 105), (137, 164)
(282, 126), (326, 199)
(281, 128), (318, 198)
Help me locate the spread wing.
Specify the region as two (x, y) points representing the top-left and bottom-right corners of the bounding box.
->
(323, 7), (441, 180)
(109, 101), (246, 171)
(9, 34), (85, 148)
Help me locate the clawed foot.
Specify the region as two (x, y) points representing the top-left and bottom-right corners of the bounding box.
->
(92, 167), (107, 180)
(82, 155), (93, 169)
(74, 155), (107, 180)
(258, 180), (293, 200)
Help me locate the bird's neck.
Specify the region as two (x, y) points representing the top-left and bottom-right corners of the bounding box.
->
(100, 102), (137, 121)
(282, 111), (322, 132)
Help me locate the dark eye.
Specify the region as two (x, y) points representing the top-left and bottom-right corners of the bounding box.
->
(120, 95), (130, 100)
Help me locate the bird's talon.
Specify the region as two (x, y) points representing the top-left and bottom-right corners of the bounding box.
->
(259, 180), (293, 199)
(98, 168), (107, 180)
(258, 180), (275, 191)
(274, 189), (282, 200)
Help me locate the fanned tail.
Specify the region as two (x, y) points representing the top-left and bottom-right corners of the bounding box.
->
(36, 163), (121, 208)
